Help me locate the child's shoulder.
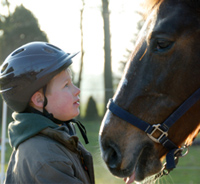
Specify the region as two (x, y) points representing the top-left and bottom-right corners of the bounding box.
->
(17, 133), (73, 161)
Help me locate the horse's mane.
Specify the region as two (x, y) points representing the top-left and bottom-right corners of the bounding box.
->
(143, 0), (200, 14)
(144, 0), (200, 7)
(141, 0), (163, 18)
(144, 0), (162, 7)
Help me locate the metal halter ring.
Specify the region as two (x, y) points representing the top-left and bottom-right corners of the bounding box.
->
(147, 124), (168, 143)
(174, 145), (189, 158)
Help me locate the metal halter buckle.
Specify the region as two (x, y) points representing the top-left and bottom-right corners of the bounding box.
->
(147, 124), (168, 143)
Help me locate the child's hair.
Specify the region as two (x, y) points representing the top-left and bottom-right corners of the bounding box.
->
(0, 41), (78, 112)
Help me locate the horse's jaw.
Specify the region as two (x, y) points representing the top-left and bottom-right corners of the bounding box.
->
(99, 111), (162, 182)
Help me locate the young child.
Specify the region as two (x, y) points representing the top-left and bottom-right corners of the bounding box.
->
(0, 42), (95, 184)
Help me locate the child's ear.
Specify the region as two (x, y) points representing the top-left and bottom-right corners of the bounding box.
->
(31, 91), (44, 108)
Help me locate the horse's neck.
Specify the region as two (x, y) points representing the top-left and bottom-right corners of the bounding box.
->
(185, 124), (200, 146)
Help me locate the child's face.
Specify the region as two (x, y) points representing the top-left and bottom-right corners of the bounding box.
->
(45, 69), (80, 121)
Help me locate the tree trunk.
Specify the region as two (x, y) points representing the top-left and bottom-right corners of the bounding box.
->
(77, 0), (85, 89)
(102, 0), (113, 112)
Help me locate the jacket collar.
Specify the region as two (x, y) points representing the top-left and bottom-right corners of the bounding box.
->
(9, 112), (58, 149)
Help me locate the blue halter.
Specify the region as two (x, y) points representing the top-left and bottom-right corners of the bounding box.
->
(107, 87), (200, 171)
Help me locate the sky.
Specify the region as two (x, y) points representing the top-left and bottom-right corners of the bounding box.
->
(1, 0), (144, 109)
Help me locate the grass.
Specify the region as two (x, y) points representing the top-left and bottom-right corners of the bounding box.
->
(158, 146), (200, 184)
(79, 121), (200, 184)
(1, 120), (200, 184)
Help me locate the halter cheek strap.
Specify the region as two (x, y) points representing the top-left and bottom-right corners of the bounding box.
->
(107, 87), (200, 172)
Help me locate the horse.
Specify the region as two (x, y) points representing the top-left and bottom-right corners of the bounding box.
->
(99, 0), (200, 183)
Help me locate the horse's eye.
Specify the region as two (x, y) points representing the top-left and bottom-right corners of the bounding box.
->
(154, 39), (173, 52)
(157, 40), (169, 48)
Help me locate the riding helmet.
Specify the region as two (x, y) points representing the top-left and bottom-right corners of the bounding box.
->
(0, 41), (78, 112)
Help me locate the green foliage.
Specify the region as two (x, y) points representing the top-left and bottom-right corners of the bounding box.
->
(0, 5), (48, 63)
(84, 96), (99, 120)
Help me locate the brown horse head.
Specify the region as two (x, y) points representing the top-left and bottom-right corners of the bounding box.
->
(99, 0), (200, 182)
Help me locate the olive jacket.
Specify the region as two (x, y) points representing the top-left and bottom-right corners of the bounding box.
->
(4, 112), (95, 184)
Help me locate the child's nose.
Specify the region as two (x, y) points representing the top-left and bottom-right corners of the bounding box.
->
(74, 85), (80, 96)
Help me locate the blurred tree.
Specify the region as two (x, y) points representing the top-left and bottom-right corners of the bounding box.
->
(85, 96), (99, 120)
(0, 2), (48, 120)
(0, 4), (48, 63)
(102, 0), (113, 112)
(77, 0), (85, 89)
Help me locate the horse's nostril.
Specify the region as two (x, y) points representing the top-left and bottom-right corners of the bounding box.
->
(103, 144), (122, 169)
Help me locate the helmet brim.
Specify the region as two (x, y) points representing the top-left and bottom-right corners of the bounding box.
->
(36, 51), (79, 79)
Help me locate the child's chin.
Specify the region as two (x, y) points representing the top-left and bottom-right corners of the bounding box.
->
(70, 111), (80, 120)
(75, 109), (80, 116)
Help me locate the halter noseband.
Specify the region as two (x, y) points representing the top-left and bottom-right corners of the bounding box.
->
(107, 87), (200, 175)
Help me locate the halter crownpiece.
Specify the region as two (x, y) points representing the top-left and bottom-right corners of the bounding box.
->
(107, 87), (200, 174)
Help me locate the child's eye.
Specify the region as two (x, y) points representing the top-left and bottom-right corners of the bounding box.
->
(65, 83), (69, 87)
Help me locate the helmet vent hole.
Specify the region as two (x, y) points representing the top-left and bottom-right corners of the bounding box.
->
(1, 63), (8, 73)
(11, 48), (25, 56)
(46, 43), (61, 51)
(43, 47), (55, 54)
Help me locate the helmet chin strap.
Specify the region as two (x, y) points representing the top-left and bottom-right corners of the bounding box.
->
(42, 86), (60, 123)
(42, 86), (89, 144)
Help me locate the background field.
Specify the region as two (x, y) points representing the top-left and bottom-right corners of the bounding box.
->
(2, 120), (200, 184)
